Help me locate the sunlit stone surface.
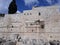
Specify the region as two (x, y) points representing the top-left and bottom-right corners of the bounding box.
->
(0, 6), (60, 45)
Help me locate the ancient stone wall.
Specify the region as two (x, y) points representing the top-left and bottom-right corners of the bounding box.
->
(0, 6), (60, 45)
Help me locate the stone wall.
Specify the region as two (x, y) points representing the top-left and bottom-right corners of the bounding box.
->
(0, 6), (60, 45)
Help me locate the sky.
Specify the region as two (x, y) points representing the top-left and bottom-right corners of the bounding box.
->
(0, 0), (60, 14)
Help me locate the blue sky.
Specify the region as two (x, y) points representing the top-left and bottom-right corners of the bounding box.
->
(0, 0), (60, 14)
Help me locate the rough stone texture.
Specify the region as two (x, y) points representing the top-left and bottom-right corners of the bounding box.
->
(0, 6), (60, 45)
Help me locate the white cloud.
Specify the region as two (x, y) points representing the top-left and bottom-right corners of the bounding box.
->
(46, 0), (52, 4)
(0, 0), (12, 14)
(57, 0), (60, 5)
(16, 10), (21, 13)
(46, 0), (60, 5)
(24, 0), (39, 7)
